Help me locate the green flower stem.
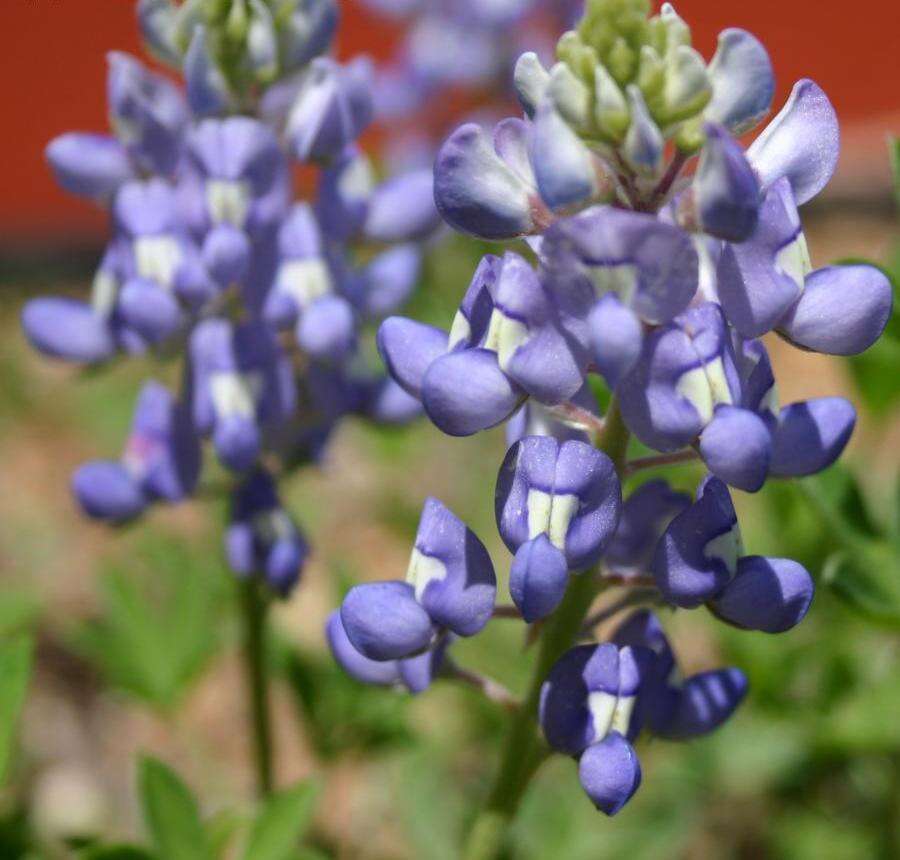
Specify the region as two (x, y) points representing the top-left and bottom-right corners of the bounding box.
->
(239, 578), (275, 798)
(463, 399), (631, 860)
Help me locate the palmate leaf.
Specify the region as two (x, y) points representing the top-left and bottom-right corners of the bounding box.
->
(71, 532), (226, 710)
(0, 636), (32, 784)
(241, 781), (319, 860)
(138, 756), (210, 860)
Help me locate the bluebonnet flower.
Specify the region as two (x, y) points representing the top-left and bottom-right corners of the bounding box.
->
(653, 475), (814, 632)
(611, 609), (747, 740)
(72, 381), (200, 522)
(26, 0), (436, 602)
(225, 469), (309, 596)
(539, 643), (650, 813)
(326, 610), (449, 694)
(340, 498), (496, 660)
(379, 252), (589, 435)
(495, 436), (621, 620)
(190, 319), (295, 472)
(350, 0), (892, 822)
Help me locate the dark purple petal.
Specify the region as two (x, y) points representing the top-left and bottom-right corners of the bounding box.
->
(711, 555), (814, 633)
(71, 461), (147, 522)
(698, 405), (772, 493)
(202, 224), (251, 287)
(509, 535), (569, 622)
(715, 178), (804, 338)
(770, 398), (856, 477)
(185, 25), (233, 116)
(578, 733), (642, 815)
(657, 668), (748, 739)
(213, 415), (260, 472)
(341, 580), (436, 661)
(652, 476), (741, 607)
(606, 481), (690, 573)
(695, 124), (760, 242)
(410, 497), (496, 637)
(225, 523), (255, 577)
(326, 611), (401, 687)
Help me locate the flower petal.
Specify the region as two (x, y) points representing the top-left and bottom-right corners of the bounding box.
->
(376, 316), (449, 399)
(509, 535), (569, 622)
(777, 264), (893, 355)
(711, 555), (814, 633)
(705, 28), (774, 135)
(747, 79), (839, 205)
(770, 397), (856, 477)
(578, 733), (642, 815)
(698, 405), (771, 493)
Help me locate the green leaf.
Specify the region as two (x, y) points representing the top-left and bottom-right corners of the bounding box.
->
(822, 547), (900, 629)
(0, 637), (32, 784)
(79, 846), (155, 860)
(138, 756), (209, 860)
(241, 781), (319, 860)
(72, 533), (226, 709)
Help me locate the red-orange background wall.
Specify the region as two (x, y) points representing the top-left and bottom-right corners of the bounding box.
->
(1, 0), (898, 243)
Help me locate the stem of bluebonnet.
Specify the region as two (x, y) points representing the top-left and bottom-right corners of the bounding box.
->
(578, 587), (661, 637)
(462, 399), (630, 860)
(624, 447), (699, 476)
(238, 578), (275, 798)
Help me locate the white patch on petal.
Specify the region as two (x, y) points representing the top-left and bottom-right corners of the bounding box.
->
(676, 357), (733, 424)
(588, 691), (617, 741)
(527, 489), (579, 550)
(589, 263), (638, 306)
(775, 232), (812, 288)
(206, 179), (251, 227)
(276, 259), (332, 308)
(611, 693), (636, 736)
(134, 235), (182, 288)
(705, 522), (743, 576)
(483, 308), (529, 371)
(209, 371), (262, 420)
(447, 310), (471, 351)
(91, 269), (119, 318)
(406, 547), (448, 602)
(338, 155), (375, 200)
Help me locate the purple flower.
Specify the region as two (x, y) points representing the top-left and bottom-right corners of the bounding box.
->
(433, 116), (601, 240)
(539, 643), (650, 814)
(495, 436), (621, 620)
(612, 610), (747, 740)
(652, 475), (814, 632)
(190, 319), (296, 472)
(107, 52), (187, 177)
(378, 252), (589, 436)
(326, 610), (448, 694)
(72, 381), (200, 522)
(286, 57), (374, 164)
(225, 469), (309, 596)
(340, 498), (496, 660)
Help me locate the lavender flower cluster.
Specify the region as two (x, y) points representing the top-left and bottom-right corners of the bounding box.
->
(328, 0), (893, 815)
(21, 0), (440, 597)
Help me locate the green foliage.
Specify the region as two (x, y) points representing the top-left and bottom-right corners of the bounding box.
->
(79, 846), (156, 860)
(845, 250), (900, 418)
(71, 533), (227, 710)
(0, 637), (32, 785)
(137, 756), (210, 860)
(241, 781), (319, 860)
(279, 641), (413, 760)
